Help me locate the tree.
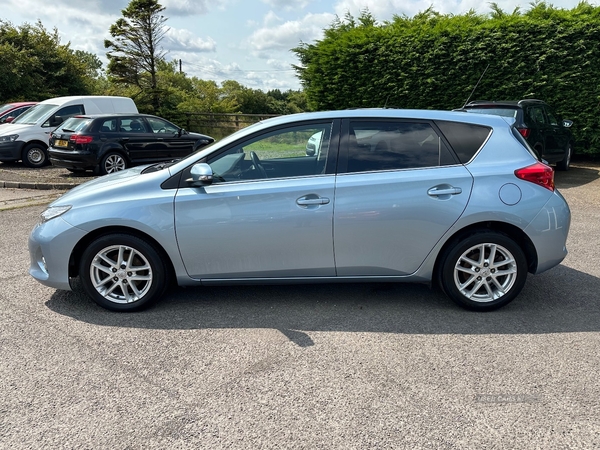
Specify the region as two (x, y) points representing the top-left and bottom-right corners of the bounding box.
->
(104, 0), (167, 112)
(0, 20), (99, 100)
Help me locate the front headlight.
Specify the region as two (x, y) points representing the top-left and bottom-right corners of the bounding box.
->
(40, 205), (72, 223)
(0, 134), (19, 143)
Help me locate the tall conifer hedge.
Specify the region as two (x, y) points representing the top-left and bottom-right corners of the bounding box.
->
(293, 3), (600, 155)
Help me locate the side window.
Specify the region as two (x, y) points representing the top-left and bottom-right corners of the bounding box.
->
(119, 118), (148, 133)
(207, 123), (333, 182)
(43, 104), (84, 127)
(529, 106), (546, 125)
(100, 119), (117, 132)
(346, 121), (454, 173)
(434, 121), (492, 164)
(545, 108), (559, 126)
(146, 117), (179, 134)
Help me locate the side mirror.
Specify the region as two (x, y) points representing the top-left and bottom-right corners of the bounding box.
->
(563, 119), (573, 128)
(188, 163), (213, 186)
(4, 116), (15, 123)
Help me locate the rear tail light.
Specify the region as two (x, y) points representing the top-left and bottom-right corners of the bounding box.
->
(69, 135), (93, 145)
(514, 162), (555, 191)
(517, 127), (531, 139)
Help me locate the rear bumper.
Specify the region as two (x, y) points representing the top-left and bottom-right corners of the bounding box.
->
(525, 190), (571, 274)
(49, 148), (98, 170)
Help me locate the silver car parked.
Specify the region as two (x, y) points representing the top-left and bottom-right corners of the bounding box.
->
(29, 109), (571, 312)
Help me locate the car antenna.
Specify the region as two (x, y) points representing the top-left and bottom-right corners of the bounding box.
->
(461, 64), (490, 109)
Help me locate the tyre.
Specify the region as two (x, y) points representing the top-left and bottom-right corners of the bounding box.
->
(556, 143), (572, 171)
(79, 234), (169, 312)
(100, 152), (127, 175)
(439, 232), (528, 311)
(22, 143), (49, 168)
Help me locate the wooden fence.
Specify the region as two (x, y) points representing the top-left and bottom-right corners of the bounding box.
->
(182, 112), (281, 140)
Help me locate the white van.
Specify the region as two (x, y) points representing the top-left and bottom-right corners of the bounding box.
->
(0, 96), (138, 168)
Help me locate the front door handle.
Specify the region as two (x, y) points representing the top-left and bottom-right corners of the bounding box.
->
(296, 196), (330, 206)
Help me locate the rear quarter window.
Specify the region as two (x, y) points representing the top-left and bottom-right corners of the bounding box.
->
(512, 127), (540, 160)
(434, 121), (492, 164)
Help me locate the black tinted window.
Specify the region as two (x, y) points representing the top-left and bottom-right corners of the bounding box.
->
(100, 119), (118, 132)
(44, 104), (85, 126)
(435, 121), (491, 164)
(346, 121), (454, 173)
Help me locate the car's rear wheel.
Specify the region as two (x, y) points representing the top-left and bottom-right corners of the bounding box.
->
(556, 143), (572, 171)
(439, 232), (528, 311)
(22, 143), (49, 168)
(79, 234), (169, 312)
(100, 152), (127, 175)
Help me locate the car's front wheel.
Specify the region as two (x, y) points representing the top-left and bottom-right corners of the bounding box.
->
(439, 232), (528, 311)
(22, 143), (49, 168)
(100, 152), (127, 175)
(79, 234), (169, 311)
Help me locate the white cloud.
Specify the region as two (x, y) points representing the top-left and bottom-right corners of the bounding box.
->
(165, 28), (217, 52)
(332, 0), (585, 21)
(261, 0), (312, 10)
(161, 0), (230, 16)
(247, 12), (335, 52)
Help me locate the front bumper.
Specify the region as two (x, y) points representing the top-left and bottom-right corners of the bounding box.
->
(0, 140), (25, 161)
(29, 216), (87, 291)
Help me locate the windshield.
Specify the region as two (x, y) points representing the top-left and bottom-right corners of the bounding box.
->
(464, 108), (518, 119)
(12, 103), (58, 125)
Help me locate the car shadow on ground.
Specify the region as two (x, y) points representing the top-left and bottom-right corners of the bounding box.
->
(45, 264), (600, 346)
(555, 162), (600, 188)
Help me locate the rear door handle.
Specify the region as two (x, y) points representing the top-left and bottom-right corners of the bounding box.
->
(427, 186), (462, 197)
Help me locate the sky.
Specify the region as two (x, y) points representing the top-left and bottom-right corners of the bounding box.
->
(2, 0), (586, 92)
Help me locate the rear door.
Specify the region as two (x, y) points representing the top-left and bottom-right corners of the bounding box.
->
(333, 119), (475, 276)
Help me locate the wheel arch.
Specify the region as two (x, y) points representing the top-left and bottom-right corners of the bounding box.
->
(22, 139), (48, 150)
(433, 221), (538, 287)
(99, 145), (129, 163)
(69, 226), (176, 284)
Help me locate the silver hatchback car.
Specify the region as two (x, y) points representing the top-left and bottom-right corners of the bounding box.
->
(29, 109), (570, 312)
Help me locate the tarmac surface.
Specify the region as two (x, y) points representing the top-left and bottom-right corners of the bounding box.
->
(1, 159), (600, 448)
(0, 162), (93, 211)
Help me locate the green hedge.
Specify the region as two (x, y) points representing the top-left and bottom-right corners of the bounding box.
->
(294, 4), (600, 155)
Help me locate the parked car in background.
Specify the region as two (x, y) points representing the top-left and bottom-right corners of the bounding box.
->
(49, 114), (215, 174)
(0, 102), (37, 125)
(459, 99), (574, 170)
(29, 109), (570, 313)
(0, 96), (138, 168)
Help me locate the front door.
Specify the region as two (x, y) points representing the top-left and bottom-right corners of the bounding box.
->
(174, 121), (339, 279)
